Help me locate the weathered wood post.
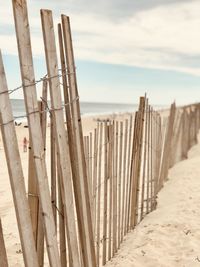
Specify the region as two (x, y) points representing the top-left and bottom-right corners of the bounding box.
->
(13, 1), (61, 265)
(0, 50), (39, 267)
(62, 15), (96, 267)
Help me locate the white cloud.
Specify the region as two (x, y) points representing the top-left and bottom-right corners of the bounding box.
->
(0, 0), (200, 76)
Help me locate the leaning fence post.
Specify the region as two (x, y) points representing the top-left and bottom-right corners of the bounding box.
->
(13, 1), (62, 265)
(130, 97), (145, 228)
(0, 50), (39, 267)
(62, 14), (96, 267)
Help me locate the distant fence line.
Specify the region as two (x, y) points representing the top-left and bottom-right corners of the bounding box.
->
(0, 1), (200, 267)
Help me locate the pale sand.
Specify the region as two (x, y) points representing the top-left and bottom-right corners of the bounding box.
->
(106, 134), (200, 267)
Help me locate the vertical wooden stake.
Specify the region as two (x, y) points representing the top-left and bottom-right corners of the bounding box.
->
(108, 123), (113, 261)
(62, 15), (96, 267)
(140, 100), (148, 220)
(89, 132), (93, 202)
(118, 121), (123, 248)
(127, 113), (138, 229)
(150, 108), (154, 212)
(147, 105), (152, 213)
(112, 121), (118, 254)
(121, 119), (128, 241)
(96, 123), (103, 267)
(124, 115), (133, 233)
(130, 97), (145, 228)
(36, 81), (48, 267)
(92, 128), (98, 240)
(102, 121), (108, 266)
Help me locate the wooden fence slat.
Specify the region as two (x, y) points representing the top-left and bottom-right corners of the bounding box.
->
(0, 50), (39, 267)
(128, 113), (139, 228)
(41, 9), (81, 266)
(130, 97), (145, 227)
(121, 119), (128, 241)
(112, 121), (118, 255)
(108, 123), (113, 261)
(36, 81), (48, 267)
(140, 100), (148, 220)
(13, 2), (61, 265)
(92, 128), (98, 239)
(146, 106), (151, 213)
(127, 114), (137, 230)
(62, 15), (96, 267)
(156, 114), (163, 193)
(85, 136), (92, 207)
(153, 112), (160, 208)
(118, 121), (123, 248)
(96, 123), (103, 267)
(134, 97), (146, 224)
(57, 22), (78, 266)
(124, 116), (133, 233)
(87, 135), (93, 206)
(102, 122), (108, 265)
(181, 109), (188, 159)
(89, 132), (93, 202)
(36, 99), (48, 267)
(150, 108), (154, 212)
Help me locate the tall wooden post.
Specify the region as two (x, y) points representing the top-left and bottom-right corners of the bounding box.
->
(96, 123), (103, 267)
(62, 15), (96, 267)
(102, 121), (108, 265)
(13, 1), (61, 266)
(130, 97), (145, 228)
(0, 50), (39, 267)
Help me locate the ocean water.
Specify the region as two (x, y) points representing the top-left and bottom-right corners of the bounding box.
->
(11, 99), (137, 122)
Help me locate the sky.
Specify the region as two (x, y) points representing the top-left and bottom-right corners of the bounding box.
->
(0, 0), (200, 105)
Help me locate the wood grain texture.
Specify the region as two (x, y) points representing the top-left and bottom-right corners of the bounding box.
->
(0, 50), (39, 267)
(12, 1), (61, 266)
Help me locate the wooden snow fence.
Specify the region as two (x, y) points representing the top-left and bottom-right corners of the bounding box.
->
(0, 1), (200, 266)
(82, 100), (200, 266)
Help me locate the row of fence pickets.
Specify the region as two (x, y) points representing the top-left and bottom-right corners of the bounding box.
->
(0, 1), (200, 267)
(82, 100), (200, 266)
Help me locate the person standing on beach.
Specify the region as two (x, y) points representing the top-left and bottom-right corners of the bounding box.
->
(23, 137), (28, 152)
